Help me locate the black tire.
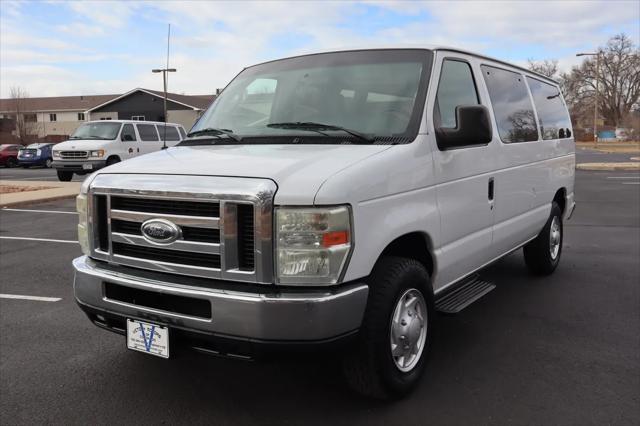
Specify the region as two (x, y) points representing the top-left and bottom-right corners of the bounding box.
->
(106, 156), (120, 166)
(342, 256), (434, 399)
(45, 158), (53, 168)
(6, 158), (17, 168)
(57, 170), (73, 182)
(22, 165), (29, 168)
(523, 202), (563, 275)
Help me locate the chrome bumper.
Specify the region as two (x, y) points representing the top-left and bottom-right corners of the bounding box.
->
(73, 256), (368, 342)
(53, 159), (106, 171)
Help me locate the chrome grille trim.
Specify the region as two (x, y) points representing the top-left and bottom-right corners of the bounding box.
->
(111, 233), (221, 254)
(87, 174), (275, 284)
(110, 209), (219, 229)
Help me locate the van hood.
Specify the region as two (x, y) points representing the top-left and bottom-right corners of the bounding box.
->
(98, 144), (393, 204)
(54, 139), (114, 150)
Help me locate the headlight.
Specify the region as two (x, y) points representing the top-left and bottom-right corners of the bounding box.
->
(275, 206), (352, 285)
(76, 193), (90, 255)
(52, 150), (60, 158)
(36, 149), (42, 156)
(90, 150), (104, 158)
(76, 173), (98, 256)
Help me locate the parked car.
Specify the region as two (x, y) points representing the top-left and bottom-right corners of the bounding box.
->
(72, 47), (575, 399)
(51, 120), (187, 181)
(0, 144), (21, 168)
(615, 127), (630, 142)
(17, 143), (56, 168)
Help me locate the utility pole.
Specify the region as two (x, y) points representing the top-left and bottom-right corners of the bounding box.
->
(576, 51), (601, 147)
(152, 24), (176, 150)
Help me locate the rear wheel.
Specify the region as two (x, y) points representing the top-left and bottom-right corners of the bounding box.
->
(6, 158), (17, 168)
(57, 170), (73, 182)
(342, 256), (434, 399)
(523, 202), (563, 275)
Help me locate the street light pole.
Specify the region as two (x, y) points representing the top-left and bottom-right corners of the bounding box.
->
(152, 24), (176, 150)
(576, 51), (601, 147)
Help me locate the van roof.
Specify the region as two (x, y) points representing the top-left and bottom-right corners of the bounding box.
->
(247, 45), (559, 86)
(84, 119), (183, 126)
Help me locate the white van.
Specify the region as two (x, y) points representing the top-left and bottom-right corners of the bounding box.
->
(71, 47), (575, 399)
(52, 120), (187, 181)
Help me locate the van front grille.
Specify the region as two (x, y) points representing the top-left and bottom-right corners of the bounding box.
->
(113, 242), (221, 268)
(60, 151), (88, 159)
(88, 174), (273, 283)
(111, 197), (220, 217)
(111, 219), (220, 243)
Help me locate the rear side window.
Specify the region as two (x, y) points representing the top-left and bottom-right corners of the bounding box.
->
(481, 65), (538, 143)
(136, 124), (159, 141)
(156, 125), (180, 141)
(435, 59), (479, 128)
(526, 77), (572, 140)
(121, 124), (136, 141)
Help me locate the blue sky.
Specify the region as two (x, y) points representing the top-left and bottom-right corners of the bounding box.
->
(1, 0), (638, 97)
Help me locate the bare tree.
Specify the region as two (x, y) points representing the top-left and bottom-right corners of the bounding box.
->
(527, 59), (559, 79)
(9, 86), (40, 144)
(562, 34), (640, 127)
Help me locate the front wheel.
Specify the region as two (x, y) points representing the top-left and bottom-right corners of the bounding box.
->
(6, 158), (17, 168)
(45, 158), (53, 168)
(57, 170), (73, 182)
(342, 256), (434, 399)
(523, 202), (563, 275)
(106, 156), (120, 166)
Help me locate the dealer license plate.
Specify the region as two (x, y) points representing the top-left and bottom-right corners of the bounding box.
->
(126, 319), (169, 358)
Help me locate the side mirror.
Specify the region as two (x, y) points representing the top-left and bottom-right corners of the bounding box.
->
(122, 134), (134, 142)
(436, 105), (493, 150)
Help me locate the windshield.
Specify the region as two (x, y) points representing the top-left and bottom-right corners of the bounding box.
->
(70, 122), (122, 140)
(190, 49), (432, 144)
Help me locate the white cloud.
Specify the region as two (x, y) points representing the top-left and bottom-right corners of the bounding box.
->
(57, 23), (106, 37)
(0, 0), (638, 96)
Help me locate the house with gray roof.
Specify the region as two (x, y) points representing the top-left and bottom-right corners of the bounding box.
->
(0, 88), (215, 143)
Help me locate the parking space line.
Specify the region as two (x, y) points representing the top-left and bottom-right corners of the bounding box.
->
(621, 182), (640, 185)
(0, 236), (78, 244)
(607, 176), (640, 179)
(0, 294), (61, 302)
(1, 208), (76, 214)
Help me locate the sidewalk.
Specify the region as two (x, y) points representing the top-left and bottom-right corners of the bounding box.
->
(0, 180), (81, 207)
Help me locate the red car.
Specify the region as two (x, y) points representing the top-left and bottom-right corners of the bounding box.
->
(0, 144), (22, 168)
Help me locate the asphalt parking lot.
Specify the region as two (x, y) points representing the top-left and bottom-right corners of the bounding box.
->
(0, 165), (85, 182)
(1, 152), (639, 425)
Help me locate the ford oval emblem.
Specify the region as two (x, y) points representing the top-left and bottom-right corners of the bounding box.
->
(140, 219), (181, 244)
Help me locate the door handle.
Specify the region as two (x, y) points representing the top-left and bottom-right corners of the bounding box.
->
(488, 178), (495, 202)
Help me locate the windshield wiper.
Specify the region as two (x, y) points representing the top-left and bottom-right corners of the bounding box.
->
(187, 127), (242, 142)
(267, 122), (375, 144)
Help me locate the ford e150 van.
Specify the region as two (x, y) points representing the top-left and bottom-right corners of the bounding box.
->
(52, 120), (187, 181)
(72, 47), (575, 399)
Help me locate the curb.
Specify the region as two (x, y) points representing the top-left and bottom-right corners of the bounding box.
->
(0, 193), (78, 208)
(0, 180), (81, 208)
(576, 162), (640, 171)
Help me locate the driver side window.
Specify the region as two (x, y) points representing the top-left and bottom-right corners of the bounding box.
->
(121, 124), (136, 142)
(435, 59), (479, 129)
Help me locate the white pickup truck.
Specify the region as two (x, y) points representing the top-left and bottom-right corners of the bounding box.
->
(73, 47), (575, 399)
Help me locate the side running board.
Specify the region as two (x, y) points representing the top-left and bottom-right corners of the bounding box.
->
(435, 275), (496, 314)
